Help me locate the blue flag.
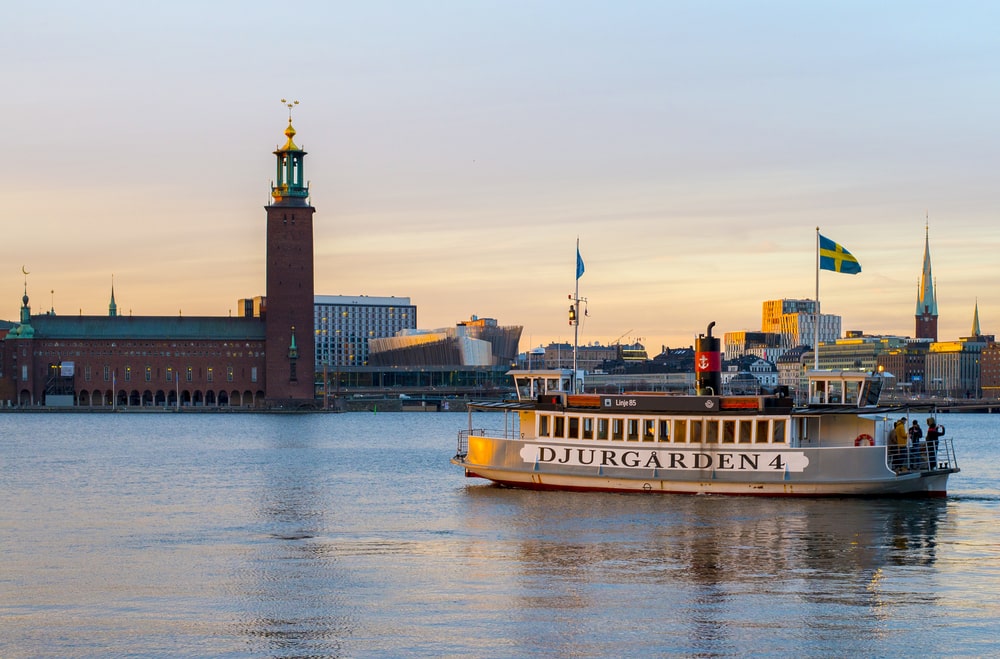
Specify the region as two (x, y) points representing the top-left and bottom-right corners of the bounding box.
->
(576, 247), (585, 279)
(819, 235), (861, 274)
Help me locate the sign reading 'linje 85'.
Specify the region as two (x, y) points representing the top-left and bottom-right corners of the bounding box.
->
(600, 395), (721, 412)
(520, 444), (810, 472)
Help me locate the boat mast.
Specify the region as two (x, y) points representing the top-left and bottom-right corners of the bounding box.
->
(571, 238), (586, 393)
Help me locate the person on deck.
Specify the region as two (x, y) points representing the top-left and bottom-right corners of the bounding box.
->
(925, 417), (945, 468)
(908, 419), (925, 468)
(891, 418), (909, 471)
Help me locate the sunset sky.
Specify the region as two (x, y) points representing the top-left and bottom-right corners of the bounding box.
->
(4, 1), (999, 353)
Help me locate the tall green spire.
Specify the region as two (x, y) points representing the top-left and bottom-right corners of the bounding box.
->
(972, 299), (981, 337)
(109, 276), (118, 317)
(915, 223), (938, 316)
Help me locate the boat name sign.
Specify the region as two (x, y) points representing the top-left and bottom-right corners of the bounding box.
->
(520, 444), (810, 472)
(601, 395), (720, 412)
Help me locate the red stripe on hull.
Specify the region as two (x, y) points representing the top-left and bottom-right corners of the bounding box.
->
(464, 473), (949, 498)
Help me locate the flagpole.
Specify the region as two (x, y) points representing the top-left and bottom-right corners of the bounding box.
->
(814, 227), (820, 371)
(573, 237), (580, 393)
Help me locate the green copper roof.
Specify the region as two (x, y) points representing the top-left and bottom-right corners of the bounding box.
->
(23, 315), (265, 341)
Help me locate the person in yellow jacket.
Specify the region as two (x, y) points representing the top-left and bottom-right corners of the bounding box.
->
(890, 418), (909, 471)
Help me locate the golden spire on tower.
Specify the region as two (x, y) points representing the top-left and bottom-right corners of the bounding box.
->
(280, 98), (300, 150)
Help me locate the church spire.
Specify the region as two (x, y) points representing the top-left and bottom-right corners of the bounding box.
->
(914, 221), (939, 341)
(109, 275), (118, 317)
(972, 299), (981, 337)
(915, 222), (938, 316)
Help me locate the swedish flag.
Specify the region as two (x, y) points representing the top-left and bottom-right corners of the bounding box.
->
(819, 235), (861, 274)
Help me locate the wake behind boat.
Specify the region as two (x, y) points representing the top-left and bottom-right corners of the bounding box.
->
(451, 343), (959, 497)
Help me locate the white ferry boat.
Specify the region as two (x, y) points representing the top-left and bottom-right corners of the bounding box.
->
(452, 368), (959, 497)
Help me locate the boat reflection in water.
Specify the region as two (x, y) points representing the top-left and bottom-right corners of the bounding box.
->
(457, 487), (947, 654)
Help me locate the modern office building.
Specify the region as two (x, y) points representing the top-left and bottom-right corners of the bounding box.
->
(314, 295), (417, 368)
(761, 299), (841, 350)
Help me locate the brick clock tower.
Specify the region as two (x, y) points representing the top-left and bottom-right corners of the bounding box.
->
(265, 103), (316, 407)
(915, 225), (938, 341)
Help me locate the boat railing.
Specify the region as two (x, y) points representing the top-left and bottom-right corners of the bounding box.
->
(894, 436), (959, 472)
(456, 427), (522, 458)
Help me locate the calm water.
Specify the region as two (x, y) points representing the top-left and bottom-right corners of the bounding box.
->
(2, 411), (999, 658)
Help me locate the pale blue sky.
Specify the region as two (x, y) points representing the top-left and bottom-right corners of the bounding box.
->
(3, 1), (999, 351)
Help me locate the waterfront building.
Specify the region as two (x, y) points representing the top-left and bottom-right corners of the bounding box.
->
(925, 339), (986, 398)
(923, 305), (993, 398)
(723, 330), (781, 360)
(979, 342), (1000, 400)
(367, 316), (521, 368)
(541, 342), (622, 372)
(1, 115), (320, 409)
(1, 282), (267, 408)
(814, 332), (911, 372)
(875, 342), (931, 395)
(775, 345), (811, 403)
(721, 355), (778, 394)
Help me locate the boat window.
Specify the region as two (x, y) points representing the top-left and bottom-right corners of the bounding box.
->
(627, 419), (640, 441)
(772, 419), (786, 443)
(568, 416), (580, 439)
(811, 380), (826, 404)
(828, 381), (843, 404)
(539, 415), (549, 437)
(690, 419), (704, 443)
(597, 418), (609, 440)
(705, 420), (720, 443)
(845, 381), (860, 406)
(643, 420), (656, 442)
(863, 379), (882, 406)
(674, 419), (687, 443)
(722, 420), (736, 443)
(739, 420), (753, 443)
(554, 416), (565, 438)
(755, 419), (769, 443)
(582, 417), (594, 440)
(612, 418), (624, 441)
(659, 420), (670, 442)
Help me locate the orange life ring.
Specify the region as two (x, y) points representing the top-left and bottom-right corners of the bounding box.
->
(855, 433), (874, 447)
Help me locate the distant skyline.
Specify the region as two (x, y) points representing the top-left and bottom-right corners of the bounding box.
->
(4, 2), (999, 351)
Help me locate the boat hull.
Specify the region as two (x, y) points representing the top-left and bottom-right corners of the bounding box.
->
(453, 435), (954, 497)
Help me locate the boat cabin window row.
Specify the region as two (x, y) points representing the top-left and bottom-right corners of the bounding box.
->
(536, 413), (787, 444)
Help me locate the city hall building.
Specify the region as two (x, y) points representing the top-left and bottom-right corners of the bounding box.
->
(0, 116), (317, 409)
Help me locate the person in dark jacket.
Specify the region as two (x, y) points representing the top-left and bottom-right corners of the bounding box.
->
(925, 417), (945, 468)
(908, 420), (925, 468)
